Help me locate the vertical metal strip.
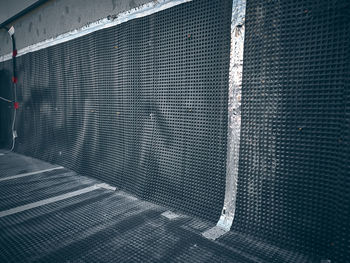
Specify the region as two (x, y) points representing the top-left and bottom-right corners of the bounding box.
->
(202, 0), (246, 240)
(217, 0), (246, 231)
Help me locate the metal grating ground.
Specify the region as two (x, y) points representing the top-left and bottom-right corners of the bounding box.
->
(0, 151), (317, 262)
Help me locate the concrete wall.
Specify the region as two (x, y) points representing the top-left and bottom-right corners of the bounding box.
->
(0, 0), (153, 56)
(0, 0), (39, 24)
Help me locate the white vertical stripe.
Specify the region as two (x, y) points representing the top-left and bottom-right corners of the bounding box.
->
(203, 0), (246, 240)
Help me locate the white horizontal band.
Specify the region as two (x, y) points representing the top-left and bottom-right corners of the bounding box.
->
(0, 0), (191, 62)
(0, 183), (115, 218)
(0, 166), (64, 182)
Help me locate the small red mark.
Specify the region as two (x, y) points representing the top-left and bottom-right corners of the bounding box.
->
(14, 102), (19, 109)
(12, 76), (17, 83)
(12, 49), (17, 57)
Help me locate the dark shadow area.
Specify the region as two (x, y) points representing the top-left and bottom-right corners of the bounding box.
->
(0, 68), (12, 148)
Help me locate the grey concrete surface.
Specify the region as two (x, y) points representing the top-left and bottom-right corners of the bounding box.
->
(0, 0), (38, 24)
(0, 0), (153, 56)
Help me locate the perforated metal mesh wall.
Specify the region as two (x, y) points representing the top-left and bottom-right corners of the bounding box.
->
(0, 67), (12, 146)
(0, 0), (232, 222)
(1, 0), (349, 262)
(233, 0), (350, 261)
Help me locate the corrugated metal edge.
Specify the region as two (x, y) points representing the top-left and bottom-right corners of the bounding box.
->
(203, 0), (246, 239)
(0, 0), (192, 62)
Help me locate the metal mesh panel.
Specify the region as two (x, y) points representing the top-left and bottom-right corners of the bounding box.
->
(234, 0), (350, 261)
(1, 0), (349, 261)
(0, 0), (232, 222)
(0, 61), (12, 146)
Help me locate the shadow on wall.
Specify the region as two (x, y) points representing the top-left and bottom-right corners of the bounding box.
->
(0, 0), (230, 225)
